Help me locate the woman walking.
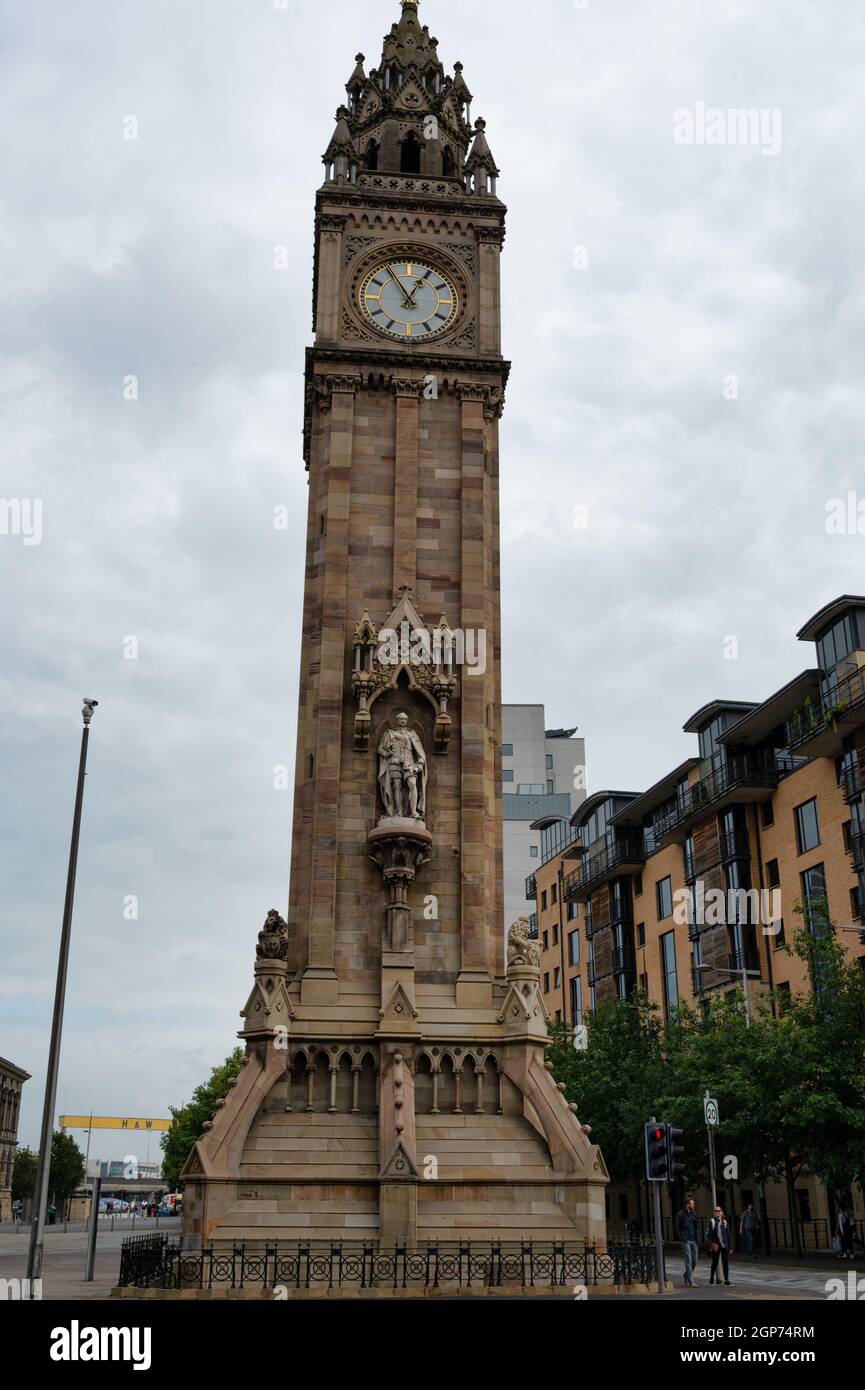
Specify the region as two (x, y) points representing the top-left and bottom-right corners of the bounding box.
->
(707, 1205), (733, 1286)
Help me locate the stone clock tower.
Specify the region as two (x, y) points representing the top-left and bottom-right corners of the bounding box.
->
(182, 0), (608, 1252)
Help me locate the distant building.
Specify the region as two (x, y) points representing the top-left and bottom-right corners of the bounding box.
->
(502, 705), (585, 935)
(0, 1057), (30, 1221)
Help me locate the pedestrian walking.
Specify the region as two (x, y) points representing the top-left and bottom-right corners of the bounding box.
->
(739, 1202), (759, 1259)
(837, 1206), (855, 1260)
(707, 1205), (733, 1286)
(675, 1197), (700, 1287)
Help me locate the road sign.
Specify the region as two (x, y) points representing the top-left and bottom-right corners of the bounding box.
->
(704, 1096), (720, 1127)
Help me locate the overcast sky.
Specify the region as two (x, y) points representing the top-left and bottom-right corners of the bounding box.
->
(2, 0), (864, 1161)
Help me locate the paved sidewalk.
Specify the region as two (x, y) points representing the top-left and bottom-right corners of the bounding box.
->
(0, 1220), (181, 1302)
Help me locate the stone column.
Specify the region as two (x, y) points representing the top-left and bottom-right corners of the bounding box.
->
(456, 384), (493, 1007)
(391, 377), (421, 597)
(314, 214), (346, 343)
(377, 1044), (419, 1247)
(304, 375), (359, 1005)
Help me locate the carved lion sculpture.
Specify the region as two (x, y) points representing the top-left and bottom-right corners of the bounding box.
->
(256, 908), (290, 961)
(507, 916), (540, 970)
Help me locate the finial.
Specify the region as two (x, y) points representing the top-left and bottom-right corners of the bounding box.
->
(475, 117), (486, 130)
(402, 0), (419, 11)
(355, 52), (365, 63)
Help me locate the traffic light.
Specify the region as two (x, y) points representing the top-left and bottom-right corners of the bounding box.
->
(666, 1125), (686, 1179)
(644, 1121), (669, 1181)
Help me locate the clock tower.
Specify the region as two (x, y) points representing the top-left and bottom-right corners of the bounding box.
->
(182, 0), (608, 1253)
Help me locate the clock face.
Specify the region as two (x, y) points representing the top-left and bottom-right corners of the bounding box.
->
(359, 259), (459, 339)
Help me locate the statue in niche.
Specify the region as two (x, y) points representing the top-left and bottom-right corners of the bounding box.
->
(377, 712), (428, 821)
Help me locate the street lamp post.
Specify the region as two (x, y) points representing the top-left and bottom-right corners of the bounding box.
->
(26, 699), (98, 1293)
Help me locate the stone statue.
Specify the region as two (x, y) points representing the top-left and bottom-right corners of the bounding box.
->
(377, 712), (427, 821)
(507, 916), (540, 970)
(256, 908), (290, 961)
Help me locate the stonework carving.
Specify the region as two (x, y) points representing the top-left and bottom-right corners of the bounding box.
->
(350, 593), (457, 754)
(507, 916), (541, 970)
(256, 908), (290, 961)
(344, 234), (378, 264)
(378, 714), (427, 821)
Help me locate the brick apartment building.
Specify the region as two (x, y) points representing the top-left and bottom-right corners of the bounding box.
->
(526, 595), (865, 1248)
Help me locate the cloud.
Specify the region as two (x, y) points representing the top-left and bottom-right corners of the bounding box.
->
(2, 0), (864, 1155)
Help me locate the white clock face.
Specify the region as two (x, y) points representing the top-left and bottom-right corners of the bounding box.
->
(359, 259), (459, 339)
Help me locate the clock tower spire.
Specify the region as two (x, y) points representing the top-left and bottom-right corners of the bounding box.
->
(180, 0), (608, 1261)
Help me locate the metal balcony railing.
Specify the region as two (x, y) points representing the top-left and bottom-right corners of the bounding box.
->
(719, 827), (752, 863)
(847, 831), (865, 869)
(654, 755), (778, 841)
(785, 666), (865, 752)
(562, 832), (646, 900)
(841, 761), (863, 804)
(525, 873), (537, 901)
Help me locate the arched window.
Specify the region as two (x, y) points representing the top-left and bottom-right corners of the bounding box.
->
(400, 132), (421, 174)
(442, 146), (455, 178)
(363, 139), (378, 172)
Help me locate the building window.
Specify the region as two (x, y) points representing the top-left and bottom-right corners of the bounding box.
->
(542, 931), (549, 952)
(569, 930), (580, 966)
(543, 972), (550, 993)
(517, 782), (545, 795)
(547, 779), (554, 794)
(816, 611), (858, 672)
(567, 900), (577, 921)
(637, 923), (645, 947)
(570, 975), (583, 1026)
(502, 768), (514, 783)
(638, 972), (648, 994)
(851, 886), (862, 922)
(801, 864), (827, 935)
(502, 743), (513, 757)
(541, 890), (547, 911)
(772, 920), (786, 949)
(552, 923), (559, 946)
(634, 873), (643, 897)
(795, 798), (821, 855)
(762, 800), (775, 828)
(546, 754), (554, 770)
(660, 930), (679, 1017)
(656, 876), (674, 920)
(529, 845), (538, 858)
(551, 882), (558, 905)
(843, 821), (853, 853)
(553, 966), (561, 988)
(555, 1008), (562, 1023)
(766, 858), (780, 889)
(777, 980), (791, 1012)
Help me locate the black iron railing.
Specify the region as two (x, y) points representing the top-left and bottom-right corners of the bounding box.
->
(117, 1237), (659, 1292)
(841, 761), (863, 803)
(655, 756), (778, 840)
(785, 667), (865, 752)
(563, 832), (645, 900)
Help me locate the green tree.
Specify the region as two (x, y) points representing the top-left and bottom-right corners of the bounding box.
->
(12, 1146), (38, 1202)
(548, 992), (664, 1230)
(161, 1048), (245, 1191)
(49, 1131), (86, 1216)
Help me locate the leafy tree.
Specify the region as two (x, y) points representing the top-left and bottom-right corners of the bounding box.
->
(12, 1146), (37, 1202)
(548, 992), (664, 1230)
(49, 1131), (86, 1215)
(161, 1048), (245, 1190)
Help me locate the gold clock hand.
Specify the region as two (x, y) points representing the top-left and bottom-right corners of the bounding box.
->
(386, 264), (415, 309)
